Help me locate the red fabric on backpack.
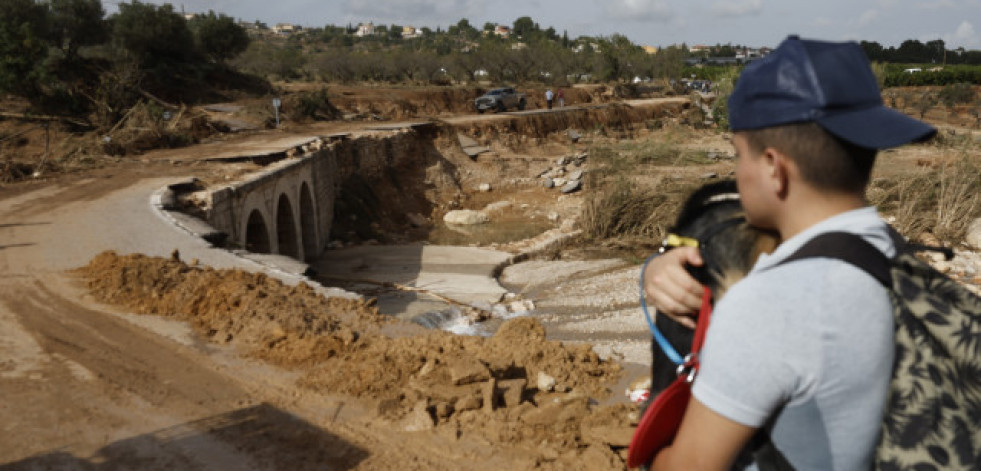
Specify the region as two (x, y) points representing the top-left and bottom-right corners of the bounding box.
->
(627, 287), (713, 469)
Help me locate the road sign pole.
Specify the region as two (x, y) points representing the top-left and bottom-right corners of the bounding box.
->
(272, 98), (282, 127)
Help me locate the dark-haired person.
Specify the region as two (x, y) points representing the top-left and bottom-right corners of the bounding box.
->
(644, 36), (935, 471)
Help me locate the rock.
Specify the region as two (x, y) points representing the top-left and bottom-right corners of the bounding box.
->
(402, 400), (435, 432)
(966, 218), (981, 249)
(556, 156), (571, 166)
(507, 299), (534, 313)
(457, 133), (480, 148)
(567, 129), (581, 142)
(543, 178), (555, 189)
(478, 183), (492, 192)
(701, 172), (718, 179)
(560, 180), (582, 194)
(447, 354), (491, 385)
(454, 394), (482, 412)
(483, 201), (511, 213)
(520, 402), (563, 426)
(553, 177), (567, 187)
(567, 169), (584, 181)
(498, 378), (527, 407)
(537, 371), (556, 392)
(443, 210), (489, 225)
(482, 378), (498, 412)
(547, 212), (560, 222)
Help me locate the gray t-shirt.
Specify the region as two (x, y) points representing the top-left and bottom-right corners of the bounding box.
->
(692, 207), (895, 471)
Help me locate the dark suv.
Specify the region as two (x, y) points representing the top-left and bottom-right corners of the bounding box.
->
(474, 87), (527, 113)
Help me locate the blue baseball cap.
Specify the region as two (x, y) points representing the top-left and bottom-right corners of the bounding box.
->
(728, 35), (936, 149)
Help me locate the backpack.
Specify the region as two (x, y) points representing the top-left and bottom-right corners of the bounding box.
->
(783, 231), (981, 471)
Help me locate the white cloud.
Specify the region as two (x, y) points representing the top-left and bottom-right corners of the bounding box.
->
(943, 20), (979, 48)
(601, 0), (674, 21)
(858, 9), (878, 26)
(710, 0), (763, 17)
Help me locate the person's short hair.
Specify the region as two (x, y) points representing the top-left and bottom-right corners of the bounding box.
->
(741, 122), (877, 194)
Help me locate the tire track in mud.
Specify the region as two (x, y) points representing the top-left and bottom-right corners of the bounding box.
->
(0, 276), (382, 470)
(7, 278), (250, 408)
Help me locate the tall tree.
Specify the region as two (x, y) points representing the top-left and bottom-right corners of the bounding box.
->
(860, 41), (885, 62)
(512, 16), (537, 38)
(49, 0), (108, 62)
(925, 39), (945, 64)
(188, 10), (249, 63)
(0, 0), (50, 98)
(110, 1), (196, 67)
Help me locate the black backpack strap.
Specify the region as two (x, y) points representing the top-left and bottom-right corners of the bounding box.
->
(779, 232), (891, 287)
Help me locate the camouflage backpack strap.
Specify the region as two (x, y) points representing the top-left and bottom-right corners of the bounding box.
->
(783, 231), (981, 470)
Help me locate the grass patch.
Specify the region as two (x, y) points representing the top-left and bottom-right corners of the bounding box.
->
(580, 175), (702, 251)
(587, 130), (714, 176)
(579, 131), (721, 252)
(870, 155), (981, 245)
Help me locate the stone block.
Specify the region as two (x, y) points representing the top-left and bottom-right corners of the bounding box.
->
(447, 354), (490, 385)
(498, 378), (527, 407)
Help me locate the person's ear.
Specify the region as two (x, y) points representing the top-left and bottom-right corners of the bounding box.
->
(762, 147), (791, 198)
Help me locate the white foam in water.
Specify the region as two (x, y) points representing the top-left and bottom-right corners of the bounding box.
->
(444, 316), (481, 336)
(499, 309), (531, 319)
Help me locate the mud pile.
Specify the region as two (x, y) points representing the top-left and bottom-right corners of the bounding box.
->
(77, 251), (638, 470)
(77, 250), (388, 366)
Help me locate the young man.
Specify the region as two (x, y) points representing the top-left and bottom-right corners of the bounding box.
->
(645, 36), (935, 470)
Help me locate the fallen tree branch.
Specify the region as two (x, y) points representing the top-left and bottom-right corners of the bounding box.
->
(106, 99), (144, 136)
(0, 112), (90, 128)
(137, 88), (179, 110)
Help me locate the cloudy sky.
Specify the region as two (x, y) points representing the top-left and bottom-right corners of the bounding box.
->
(104, 0), (981, 50)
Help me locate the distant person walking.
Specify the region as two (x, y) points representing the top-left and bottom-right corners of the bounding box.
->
(545, 89), (554, 109)
(557, 88), (565, 107)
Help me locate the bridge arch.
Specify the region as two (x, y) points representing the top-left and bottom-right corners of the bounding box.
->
(275, 193), (299, 259)
(298, 182), (318, 260)
(245, 209), (271, 254)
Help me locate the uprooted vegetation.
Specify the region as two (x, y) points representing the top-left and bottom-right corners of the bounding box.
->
(869, 145), (981, 244)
